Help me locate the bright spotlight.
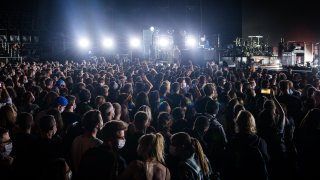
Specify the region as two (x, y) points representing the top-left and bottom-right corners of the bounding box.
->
(130, 38), (141, 48)
(78, 38), (90, 49)
(185, 36), (197, 48)
(158, 37), (169, 47)
(150, 26), (155, 32)
(102, 38), (114, 49)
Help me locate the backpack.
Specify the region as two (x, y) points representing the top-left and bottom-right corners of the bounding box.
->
(233, 138), (268, 180)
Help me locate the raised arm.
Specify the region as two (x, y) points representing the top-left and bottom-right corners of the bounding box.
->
(270, 89), (285, 131)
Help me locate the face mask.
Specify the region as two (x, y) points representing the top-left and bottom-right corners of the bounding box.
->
(182, 82), (187, 88)
(66, 170), (72, 180)
(117, 139), (126, 149)
(289, 89), (293, 95)
(1, 142), (13, 157)
(169, 145), (177, 156)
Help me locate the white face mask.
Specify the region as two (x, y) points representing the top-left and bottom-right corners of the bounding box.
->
(117, 139), (126, 149)
(66, 170), (72, 180)
(1, 142), (13, 157)
(182, 82), (187, 88)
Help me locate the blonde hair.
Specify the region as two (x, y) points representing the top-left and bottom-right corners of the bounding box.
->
(191, 138), (210, 176)
(137, 133), (165, 163)
(235, 110), (256, 134)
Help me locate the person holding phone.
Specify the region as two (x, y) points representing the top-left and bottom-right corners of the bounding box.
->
(257, 89), (287, 179)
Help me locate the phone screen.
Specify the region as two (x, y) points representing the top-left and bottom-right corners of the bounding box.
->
(261, 88), (271, 94)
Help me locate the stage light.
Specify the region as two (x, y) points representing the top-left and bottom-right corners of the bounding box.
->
(200, 37), (206, 42)
(150, 26), (155, 32)
(158, 37), (170, 47)
(185, 36), (197, 48)
(130, 37), (141, 48)
(102, 38), (114, 49)
(78, 38), (90, 49)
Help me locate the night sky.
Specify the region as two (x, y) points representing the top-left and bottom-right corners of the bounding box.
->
(1, 0), (320, 47)
(243, 0), (320, 45)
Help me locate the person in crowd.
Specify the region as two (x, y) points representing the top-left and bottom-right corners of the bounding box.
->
(19, 91), (39, 114)
(61, 95), (81, 131)
(75, 89), (93, 116)
(171, 107), (187, 134)
(0, 105), (17, 132)
(112, 102), (122, 120)
(33, 115), (63, 179)
(225, 110), (269, 180)
(195, 83), (217, 113)
(99, 102), (115, 124)
(94, 95), (106, 109)
(71, 110), (103, 173)
(294, 108), (320, 180)
(157, 112), (172, 153)
(203, 99), (227, 174)
(77, 120), (127, 180)
(42, 158), (72, 180)
(122, 111), (149, 163)
(11, 112), (37, 178)
(0, 127), (13, 180)
(257, 89), (287, 179)
(119, 133), (170, 180)
(168, 132), (213, 180)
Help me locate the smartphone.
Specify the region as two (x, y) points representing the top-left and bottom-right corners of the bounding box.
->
(261, 88), (271, 94)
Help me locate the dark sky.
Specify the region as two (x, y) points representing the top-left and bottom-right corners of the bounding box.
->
(243, 0), (320, 45)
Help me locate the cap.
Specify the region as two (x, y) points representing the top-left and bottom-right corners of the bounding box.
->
(56, 96), (68, 106)
(56, 79), (66, 86)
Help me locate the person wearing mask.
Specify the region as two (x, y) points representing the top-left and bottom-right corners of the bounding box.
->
(122, 111), (149, 164)
(0, 127), (13, 180)
(55, 96), (68, 114)
(77, 120), (128, 180)
(119, 133), (171, 180)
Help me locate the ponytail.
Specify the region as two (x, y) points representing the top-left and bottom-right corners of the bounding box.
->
(155, 133), (165, 163)
(191, 138), (210, 176)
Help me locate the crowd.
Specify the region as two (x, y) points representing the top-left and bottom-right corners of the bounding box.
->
(0, 57), (320, 180)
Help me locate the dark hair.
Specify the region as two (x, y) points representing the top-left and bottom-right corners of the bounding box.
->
(81, 110), (102, 132)
(203, 83), (216, 97)
(194, 116), (210, 131)
(172, 107), (185, 120)
(99, 102), (113, 123)
(39, 115), (56, 132)
(102, 120), (127, 140)
(157, 112), (172, 132)
(171, 132), (210, 175)
(79, 89), (91, 102)
(65, 95), (76, 109)
(16, 112), (34, 130)
(134, 111), (149, 131)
